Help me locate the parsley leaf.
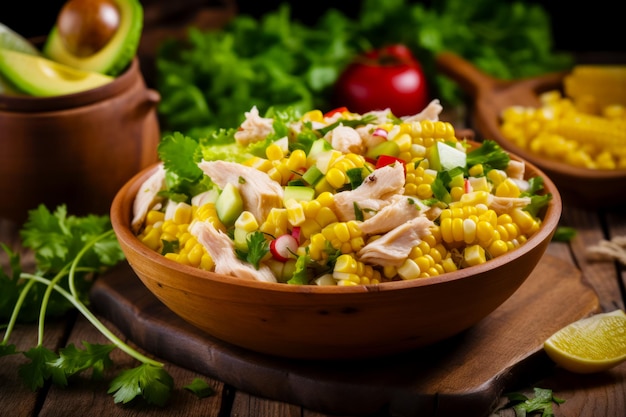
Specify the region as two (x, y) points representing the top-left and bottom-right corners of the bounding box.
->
(108, 363), (173, 407)
(235, 231), (269, 269)
(51, 342), (115, 380)
(502, 387), (565, 417)
(552, 226), (577, 242)
(2, 205), (174, 406)
(184, 377), (215, 398)
(466, 140), (510, 172)
(19, 346), (65, 390)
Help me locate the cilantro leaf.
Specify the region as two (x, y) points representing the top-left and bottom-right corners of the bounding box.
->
(289, 250), (314, 285)
(108, 363), (173, 407)
(466, 140), (510, 172)
(51, 342), (115, 380)
(235, 231), (269, 269)
(184, 377), (215, 398)
(0, 343), (17, 357)
(20, 205), (124, 275)
(2, 205), (173, 406)
(552, 226), (577, 242)
(19, 345), (65, 390)
(2, 205), (124, 322)
(520, 176), (553, 218)
(504, 387), (565, 417)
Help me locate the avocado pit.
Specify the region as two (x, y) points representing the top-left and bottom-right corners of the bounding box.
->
(57, 0), (121, 58)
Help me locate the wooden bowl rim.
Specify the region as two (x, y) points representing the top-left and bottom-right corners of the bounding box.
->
(111, 142), (562, 295)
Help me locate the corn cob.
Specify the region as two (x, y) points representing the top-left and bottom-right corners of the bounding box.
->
(500, 91), (626, 170)
(564, 65), (626, 113)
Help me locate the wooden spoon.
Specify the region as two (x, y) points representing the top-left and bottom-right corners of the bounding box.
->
(436, 52), (626, 207)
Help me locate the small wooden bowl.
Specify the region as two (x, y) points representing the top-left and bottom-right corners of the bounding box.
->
(436, 52), (626, 207)
(111, 144), (562, 360)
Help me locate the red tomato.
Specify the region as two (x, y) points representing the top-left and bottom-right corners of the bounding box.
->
(375, 155), (406, 175)
(333, 44), (429, 117)
(323, 106), (348, 118)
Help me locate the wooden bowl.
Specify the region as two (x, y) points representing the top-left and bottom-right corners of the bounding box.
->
(436, 52), (626, 207)
(110, 146), (562, 360)
(0, 58), (161, 225)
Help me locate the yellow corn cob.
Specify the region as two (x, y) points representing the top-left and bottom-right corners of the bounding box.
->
(564, 65), (626, 113)
(501, 79), (626, 170)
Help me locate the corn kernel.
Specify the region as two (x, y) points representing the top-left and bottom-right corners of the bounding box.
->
(266, 143), (284, 161)
(326, 167), (347, 189)
(285, 199), (306, 226)
(397, 258), (421, 280)
(464, 244), (486, 266)
(488, 239), (509, 257)
(235, 211), (259, 232)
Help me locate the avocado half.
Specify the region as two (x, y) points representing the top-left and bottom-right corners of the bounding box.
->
(0, 23), (41, 94)
(43, 0), (143, 76)
(0, 48), (113, 96)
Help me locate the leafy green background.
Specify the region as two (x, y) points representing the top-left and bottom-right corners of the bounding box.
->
(156, 0), (573, 137)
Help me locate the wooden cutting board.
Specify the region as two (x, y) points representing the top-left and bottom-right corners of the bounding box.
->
(90, 254), (599, 417)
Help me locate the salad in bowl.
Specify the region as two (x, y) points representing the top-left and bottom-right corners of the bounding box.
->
(129, 100), (553, 287)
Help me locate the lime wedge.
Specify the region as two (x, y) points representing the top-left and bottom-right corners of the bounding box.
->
(544, 309), (626, 374)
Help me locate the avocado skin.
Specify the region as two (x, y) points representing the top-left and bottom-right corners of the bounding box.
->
(0, 48), (113, 96)
(43, 0), (143, 76)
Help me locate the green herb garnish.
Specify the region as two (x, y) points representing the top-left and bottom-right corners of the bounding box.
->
(1, 205), (173, 406)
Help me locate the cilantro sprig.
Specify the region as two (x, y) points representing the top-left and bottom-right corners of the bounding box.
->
(500, 387), (565, 417)
(0, 205), (174, 406)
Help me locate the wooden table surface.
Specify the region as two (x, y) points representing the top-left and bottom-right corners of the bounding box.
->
(1, 190), (625, 417)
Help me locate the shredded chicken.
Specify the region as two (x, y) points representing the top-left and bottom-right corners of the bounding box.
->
(357, 216), (433, 267)
(333, 163), (405, 221)
(359, 195), (430, 235)
(356, 124), (386, 150)
(190, 220), (277, 283)
(131, 163), (166, 233)
(506, 160), (525, 180)
(234, 106), (274, 146)
(488, 195), (532, 214)
(324, 124), (363, 154)
(198, 160), (283, 223)
(402, 99), (443, 122)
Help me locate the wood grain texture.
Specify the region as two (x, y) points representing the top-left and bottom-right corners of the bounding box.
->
(89, 254), (599, 417)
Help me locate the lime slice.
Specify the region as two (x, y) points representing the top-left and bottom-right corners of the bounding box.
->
(544, 309), (626, 374)
(0, 23), (40, 95)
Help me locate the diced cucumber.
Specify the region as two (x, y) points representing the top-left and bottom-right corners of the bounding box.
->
(233, 227), (250, 251)
(448, 173), (465, 189)
(302, 165), (324, 186)
(429, 141), (466, 171)
(316, 150), (342, 174)
(366, 140), (400, 160)
(283, 185), (315, 204)
(215, 182), (244, 226)
(306, 138), (332, 165)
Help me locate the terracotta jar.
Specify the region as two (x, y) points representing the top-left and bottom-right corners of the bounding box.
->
(0, 58), (160, 225)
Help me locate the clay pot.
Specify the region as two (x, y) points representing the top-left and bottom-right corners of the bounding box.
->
(0, 58), (160, 224)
